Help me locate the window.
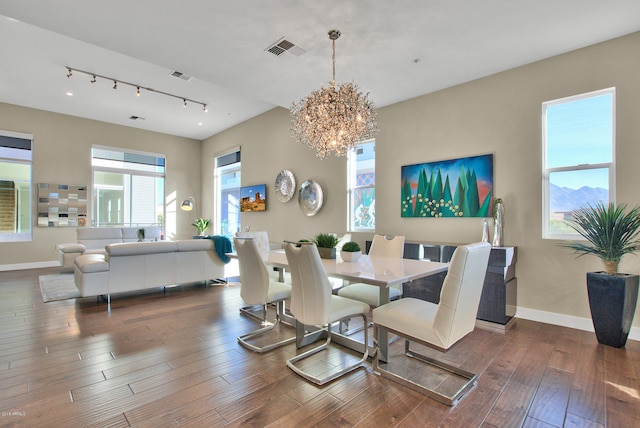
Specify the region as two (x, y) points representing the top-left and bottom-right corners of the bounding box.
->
(0, 131), (32, 242)
(348, 140), (375, 231)
(542, 88), (615, 239)
(92, 146), (165, 228)
(215, 149), (241, 239)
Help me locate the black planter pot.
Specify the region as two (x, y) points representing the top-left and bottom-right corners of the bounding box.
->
(586, 271), (639, 348)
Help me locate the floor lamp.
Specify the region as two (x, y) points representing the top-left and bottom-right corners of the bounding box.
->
(180, 196), (198, 219)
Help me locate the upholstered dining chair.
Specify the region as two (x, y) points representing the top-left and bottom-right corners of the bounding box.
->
(235, 230), (271, 261)
(283, 241), (370, 385)
(372, 242), (491, 406)
(337, 234), (405, 307)
(234, 237), (295, 353)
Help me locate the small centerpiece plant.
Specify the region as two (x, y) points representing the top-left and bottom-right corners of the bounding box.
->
(340, 241), (362, 262)
(313, 233), (339, 259)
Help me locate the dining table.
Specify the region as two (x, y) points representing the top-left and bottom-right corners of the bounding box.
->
(264, 248), (449, 362)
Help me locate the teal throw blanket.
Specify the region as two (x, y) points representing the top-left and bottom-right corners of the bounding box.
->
(206, 235), (232, 264)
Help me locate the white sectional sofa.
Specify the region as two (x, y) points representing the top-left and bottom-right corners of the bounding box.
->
(74, 239), (227, 303)
(56, 226), (162, 272)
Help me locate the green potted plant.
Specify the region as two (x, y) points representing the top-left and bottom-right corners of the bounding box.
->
(313, 233), (339, 259)
(137, 228), (145, 242)
(561, 202), (640, 347)
(340, 241), (362, 262)
(192, 218), (211, 236)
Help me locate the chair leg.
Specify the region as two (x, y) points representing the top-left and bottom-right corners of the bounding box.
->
(372, 325), (478, 406)
(287, 313), (368, 385)
(237, 301), (295, 353)
(339, 317), (372, 336)
(239, 303), (269, 323)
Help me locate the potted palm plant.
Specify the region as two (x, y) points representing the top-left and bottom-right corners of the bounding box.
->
(561, 202), (640, 347)
(192, 218), (211, 236)
(313, 233), (339, 259)
(340, 241), (362, 262)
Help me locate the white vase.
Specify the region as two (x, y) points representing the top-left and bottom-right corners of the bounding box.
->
(341, 250), (361, 262)
(492, 201), (504, 247)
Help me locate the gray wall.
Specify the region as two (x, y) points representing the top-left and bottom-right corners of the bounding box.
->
(202, 32), (640, 327)
(0, 103), (202, 267)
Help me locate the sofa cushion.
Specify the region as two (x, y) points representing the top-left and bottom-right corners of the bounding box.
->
(176, 239), (214, 252)
(106, 241), (177, 257)
(56, 243), (86, 253)
(75, 254), (109, 273)
(77, 227), (124, 250)
(121, 226), (163, 242)
(78, 227), (123, 241)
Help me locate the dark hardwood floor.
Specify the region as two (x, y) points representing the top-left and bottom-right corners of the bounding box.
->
(1, 267), (639, 427)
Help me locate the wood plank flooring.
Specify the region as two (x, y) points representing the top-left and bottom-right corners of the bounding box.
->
(1, 267), (639, 427)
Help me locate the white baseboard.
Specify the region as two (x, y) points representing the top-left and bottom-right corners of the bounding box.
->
(0, 260), (59, 271)
(517, 306), (640, 342)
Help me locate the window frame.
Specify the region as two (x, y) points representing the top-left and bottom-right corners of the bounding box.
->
(0, 130), (33, 242)
(347, 139), (375, 232)
(542, 87), (615, 240)
(214, 148), (241, 240)
(91, 145), (165, 229)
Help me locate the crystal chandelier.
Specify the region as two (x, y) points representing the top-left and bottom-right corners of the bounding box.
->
(291, 30), (378, 159)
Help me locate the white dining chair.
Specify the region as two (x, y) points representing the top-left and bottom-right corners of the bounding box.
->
(236, 230), (289, 295)
(371, 242), (491, 406)
(234, 237), (295, 353)
(284, 241), (370, 385)
(337, 234), (405, 307)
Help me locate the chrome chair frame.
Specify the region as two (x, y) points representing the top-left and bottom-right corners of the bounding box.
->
(372, 326), (478, 406)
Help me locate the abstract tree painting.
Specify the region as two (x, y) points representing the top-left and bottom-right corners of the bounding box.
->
(401, 154), (493, 218)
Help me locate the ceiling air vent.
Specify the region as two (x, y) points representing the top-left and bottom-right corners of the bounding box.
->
(169, 70), (193, 81)
(265, 37), (305, 57)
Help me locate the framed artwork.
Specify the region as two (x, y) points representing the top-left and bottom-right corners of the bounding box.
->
(401, 154), (493, 218)
(240, 183), (267, 212)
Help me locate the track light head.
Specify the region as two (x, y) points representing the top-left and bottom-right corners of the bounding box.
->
(113, 81), (117, 90)
(203, 104), (208, 112)
(90, 75), (97, 83)
(183, 99), (187, 108)
(136, 87), (140, 97)
(66, 68), (73, 78)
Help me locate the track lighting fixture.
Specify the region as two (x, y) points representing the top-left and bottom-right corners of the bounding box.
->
(65, 66), (208, 112)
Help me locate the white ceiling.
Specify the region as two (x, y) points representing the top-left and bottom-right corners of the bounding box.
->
(1, 1), (639, 141)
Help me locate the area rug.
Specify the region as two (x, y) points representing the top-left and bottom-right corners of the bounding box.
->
(39, 273), (81, 302)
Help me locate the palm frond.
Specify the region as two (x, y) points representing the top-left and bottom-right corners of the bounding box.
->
(560, 202), (640, 270)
